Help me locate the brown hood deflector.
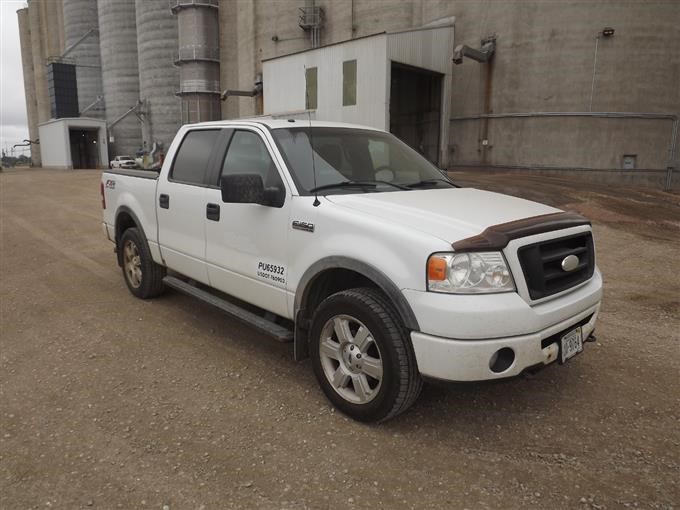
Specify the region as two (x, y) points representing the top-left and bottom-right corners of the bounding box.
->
(451, 211), (591, 251)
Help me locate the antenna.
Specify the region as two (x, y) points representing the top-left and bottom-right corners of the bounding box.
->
(304, 65), (320, 207)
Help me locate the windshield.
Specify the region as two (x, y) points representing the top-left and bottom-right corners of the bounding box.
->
(119, 156), (133, 161)
(271, 127), (453, 195)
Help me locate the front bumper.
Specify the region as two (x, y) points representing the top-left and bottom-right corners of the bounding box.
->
(410, 302), (599, 381)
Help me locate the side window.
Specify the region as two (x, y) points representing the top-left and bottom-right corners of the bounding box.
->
(343, 60), (357, 106)
(170, 129), (220, 185)
(221, 131), (284, 188)
(305, 67), (317, 110)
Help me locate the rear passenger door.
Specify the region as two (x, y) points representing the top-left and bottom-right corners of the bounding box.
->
(156, 128), (221, 284)
(204, 128), (292, 318)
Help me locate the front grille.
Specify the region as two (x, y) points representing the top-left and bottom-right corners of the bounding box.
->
(518, 232), (595, 300)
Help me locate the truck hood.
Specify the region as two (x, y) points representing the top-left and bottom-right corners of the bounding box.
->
(325, 188), (560, 244)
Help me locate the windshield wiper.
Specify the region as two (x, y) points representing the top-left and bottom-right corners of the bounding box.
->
(309, 180), (409, 193)
(404, 178), (458, 189)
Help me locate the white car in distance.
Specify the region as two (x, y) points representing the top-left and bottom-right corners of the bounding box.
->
(110, 155), (137, 169)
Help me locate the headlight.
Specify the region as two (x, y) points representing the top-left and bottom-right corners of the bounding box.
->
(427, 252), (515, 294)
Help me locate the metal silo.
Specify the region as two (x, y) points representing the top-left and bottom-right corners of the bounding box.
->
(97, 0), (142, 157)
(62, 0), (105, 118)
(171, 0), (221, 124)
(135, 0), (181, 154)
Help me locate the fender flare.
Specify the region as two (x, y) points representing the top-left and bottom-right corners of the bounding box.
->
(293, 256), (420, 360)
(114, 205), (149, 266)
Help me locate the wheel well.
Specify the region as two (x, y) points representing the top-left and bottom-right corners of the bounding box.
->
(115, 211), (138, 266)
(303, 269), (378, 318)
(295, 268), (383, 359)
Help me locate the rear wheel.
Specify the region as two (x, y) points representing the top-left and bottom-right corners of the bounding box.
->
(309, 287), (422, 422)
(119, 227), (165, 299)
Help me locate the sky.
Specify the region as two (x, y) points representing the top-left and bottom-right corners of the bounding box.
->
(0, 0), (29, 157)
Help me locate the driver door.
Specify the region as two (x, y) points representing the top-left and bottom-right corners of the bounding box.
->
(204, 128), (292, 318)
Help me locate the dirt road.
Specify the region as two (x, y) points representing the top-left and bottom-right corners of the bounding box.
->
(1, 168), (678, 509)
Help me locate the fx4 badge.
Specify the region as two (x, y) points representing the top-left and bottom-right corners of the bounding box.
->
(292, 220), (314, 233)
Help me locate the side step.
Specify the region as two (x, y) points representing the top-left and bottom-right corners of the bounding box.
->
(162, 276), (294, 343)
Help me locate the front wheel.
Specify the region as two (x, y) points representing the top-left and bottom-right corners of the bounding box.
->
(309, 288), (422, 422)
(119, 227), (165, 299)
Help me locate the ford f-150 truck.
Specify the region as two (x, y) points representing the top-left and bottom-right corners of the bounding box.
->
(101, 119), (602, 422)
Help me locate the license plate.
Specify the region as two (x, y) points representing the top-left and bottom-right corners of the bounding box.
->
(560, 326), (583, 363)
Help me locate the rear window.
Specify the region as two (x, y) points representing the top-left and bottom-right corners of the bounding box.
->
(171, 129), (220, 185)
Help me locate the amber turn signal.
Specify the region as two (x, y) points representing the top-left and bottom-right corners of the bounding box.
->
(427, 256), (447, 281)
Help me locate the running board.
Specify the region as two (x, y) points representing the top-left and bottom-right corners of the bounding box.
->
(162, 276), (294, 343)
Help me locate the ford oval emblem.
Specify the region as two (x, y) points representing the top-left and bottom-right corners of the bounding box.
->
(561, 254), (580, 272)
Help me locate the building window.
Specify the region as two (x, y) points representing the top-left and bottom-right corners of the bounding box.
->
(305, 67), (317, 110)
(343, 60), (357, 106)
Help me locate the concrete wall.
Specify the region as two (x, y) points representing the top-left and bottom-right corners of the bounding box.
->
(219, 0), (679, 179)
(436, 0), (680, 171)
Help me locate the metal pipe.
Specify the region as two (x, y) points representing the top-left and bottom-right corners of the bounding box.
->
(451, 111), (678, 121)
(588, 35), (599, 112)
(61, 27), (98, 58)
(108, 101), (143, 129)
(450, 111), (679, 191)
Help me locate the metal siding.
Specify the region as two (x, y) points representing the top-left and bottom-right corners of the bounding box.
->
(264, 35), (388, 130)
(386, 27), (453, 74)
(38, 118), (108, 168)
(387, 26), (455, 166)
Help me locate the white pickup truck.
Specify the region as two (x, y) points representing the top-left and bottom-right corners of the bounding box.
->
(110, 155), (137, 169)
(101, 119), (602, 422)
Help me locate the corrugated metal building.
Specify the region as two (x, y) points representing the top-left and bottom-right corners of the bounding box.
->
(263, 23), (454, 166)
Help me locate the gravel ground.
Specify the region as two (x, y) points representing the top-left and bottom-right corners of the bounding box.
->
(1, 168), (678, 509)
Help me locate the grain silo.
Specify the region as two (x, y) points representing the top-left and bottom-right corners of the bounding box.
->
(27, 0), (50, 124)
(135, 0), (181, 153)
(62, 0), (104, 118)
(17, 7), (40, 165)
(97, 0), (142, 157)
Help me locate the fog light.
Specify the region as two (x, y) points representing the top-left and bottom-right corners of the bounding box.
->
(489, 347), (515, 373)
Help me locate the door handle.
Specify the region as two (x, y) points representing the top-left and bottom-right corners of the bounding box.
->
(206, 202), (220, 221)
(159, 194), (169, 209)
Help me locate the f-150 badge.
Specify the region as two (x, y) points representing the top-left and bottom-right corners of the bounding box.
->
(292, 220), (314, 233)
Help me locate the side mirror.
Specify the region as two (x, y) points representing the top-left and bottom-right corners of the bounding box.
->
(220, 173), (285, 207)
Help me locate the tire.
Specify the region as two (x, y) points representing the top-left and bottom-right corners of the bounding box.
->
(309, 287), (422, 422)
(119, 227), (165, 299)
